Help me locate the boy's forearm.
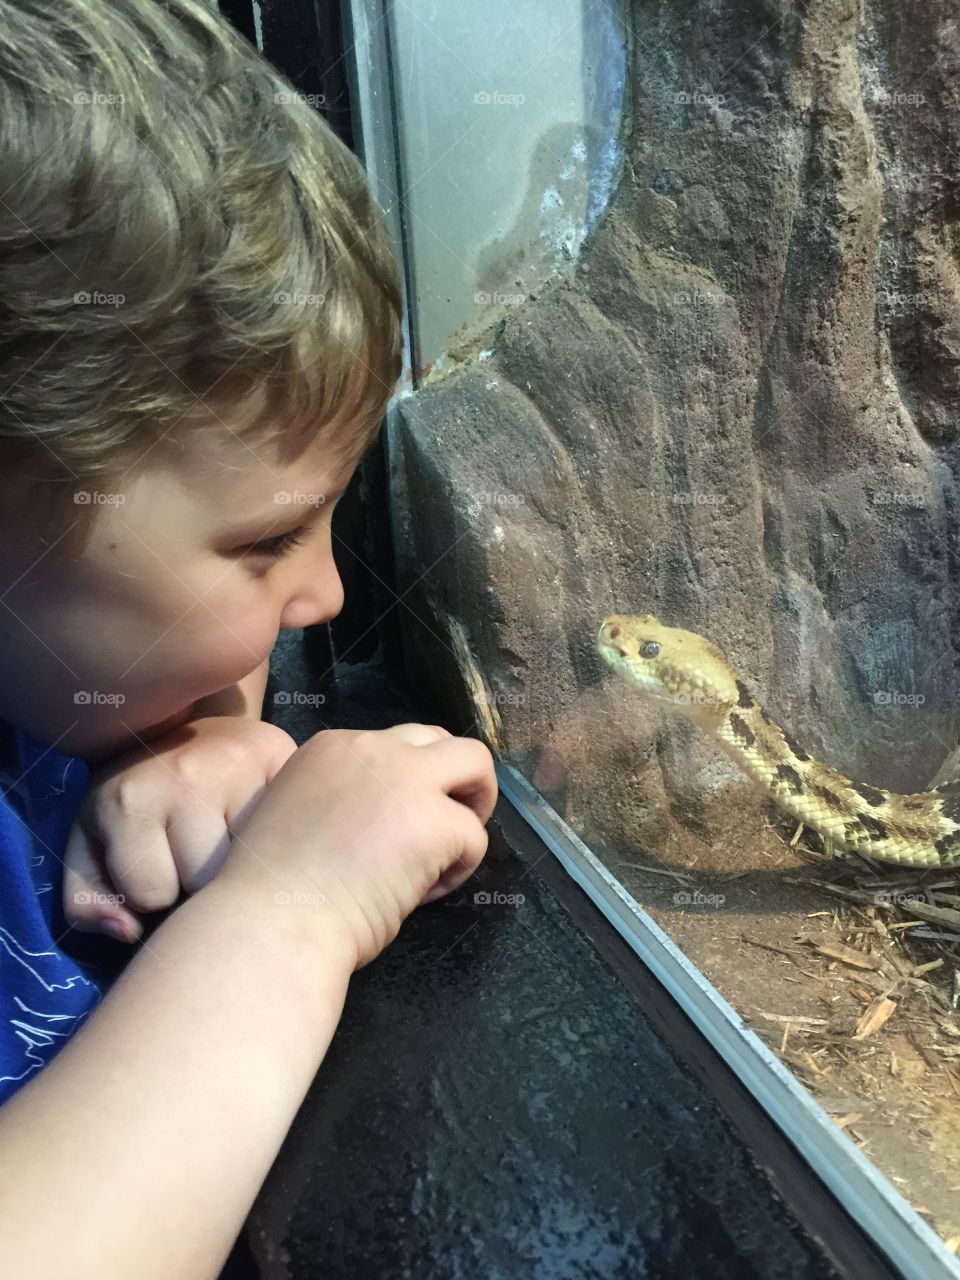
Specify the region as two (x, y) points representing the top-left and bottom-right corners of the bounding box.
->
(0, 881), (352, 1279)
(189, 656), (272, 721)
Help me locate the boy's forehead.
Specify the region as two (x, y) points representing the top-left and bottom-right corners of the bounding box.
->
(197, 431), (355, 495)
(169, 409), (363, 506)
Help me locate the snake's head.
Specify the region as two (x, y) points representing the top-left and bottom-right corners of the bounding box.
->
(596, 614), (739, 725)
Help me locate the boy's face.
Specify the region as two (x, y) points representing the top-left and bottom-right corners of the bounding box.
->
(0, 414), (360, 762)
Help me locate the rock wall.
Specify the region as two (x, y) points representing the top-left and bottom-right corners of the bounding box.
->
(390, 0), (960, 864)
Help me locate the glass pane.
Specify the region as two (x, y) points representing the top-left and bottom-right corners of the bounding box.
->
(385, 0), (626, 377)
(378, 0), (960, 1252)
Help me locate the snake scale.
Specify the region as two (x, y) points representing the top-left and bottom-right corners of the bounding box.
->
(596, 614), (960, 869)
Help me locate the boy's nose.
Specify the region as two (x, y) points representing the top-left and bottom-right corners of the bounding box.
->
(279, 570), (345, 631)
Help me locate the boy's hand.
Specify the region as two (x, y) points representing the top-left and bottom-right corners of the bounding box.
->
(211, 724), (499, 973)
(62, 717), (299, 943)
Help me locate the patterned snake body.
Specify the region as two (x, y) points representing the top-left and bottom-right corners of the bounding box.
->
(596, 614), (960, 869)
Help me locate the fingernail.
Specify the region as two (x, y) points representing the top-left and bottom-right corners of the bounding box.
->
(101, 918), (132, 943)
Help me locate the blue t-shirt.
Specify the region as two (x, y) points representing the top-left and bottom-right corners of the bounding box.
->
(0, 721), (130, 1106)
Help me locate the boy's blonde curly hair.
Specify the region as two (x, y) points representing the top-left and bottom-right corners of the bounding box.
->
(0, 0), (404, 555)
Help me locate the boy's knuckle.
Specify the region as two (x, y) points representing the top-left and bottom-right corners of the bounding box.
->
(111, 774), (149, 817)
(302, 727), (349, 757)
(259, 722), (298, 760)
(169, 753), (209, 791)
(348, 729), (385, 761)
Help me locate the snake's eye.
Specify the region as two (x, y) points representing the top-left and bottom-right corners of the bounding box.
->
(639, 640), (661, 660)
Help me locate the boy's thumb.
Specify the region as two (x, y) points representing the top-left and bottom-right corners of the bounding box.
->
(61, 823), (144, 943)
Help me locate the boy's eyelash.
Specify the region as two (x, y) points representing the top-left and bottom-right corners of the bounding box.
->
(248, 526), (309, 559)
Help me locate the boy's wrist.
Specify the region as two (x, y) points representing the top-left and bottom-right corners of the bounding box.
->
(192, 872), (359, 988)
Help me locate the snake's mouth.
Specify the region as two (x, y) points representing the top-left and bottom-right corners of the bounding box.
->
(596, 626), (633, 680)
(597, 620), (660, 700)
(596, 616), (630, 659)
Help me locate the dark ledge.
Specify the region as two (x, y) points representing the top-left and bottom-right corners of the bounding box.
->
(216, 643), (901, 1279)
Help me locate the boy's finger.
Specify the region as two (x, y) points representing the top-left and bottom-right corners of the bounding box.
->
(162, 810), (236, 894)
(425, 737), (499, 824)
(61, 823), (143, 942)
(78, 800), (183, 914)
(418, 828), (491, 906)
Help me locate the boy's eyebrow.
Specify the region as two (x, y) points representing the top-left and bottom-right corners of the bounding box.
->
(219, 484), (349, 538)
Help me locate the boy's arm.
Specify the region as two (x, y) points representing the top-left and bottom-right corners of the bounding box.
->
(188, 655), (272, 721)
(0, 879), (353, 1279)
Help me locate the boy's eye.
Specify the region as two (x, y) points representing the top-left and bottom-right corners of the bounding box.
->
(247, 526), (309, 560)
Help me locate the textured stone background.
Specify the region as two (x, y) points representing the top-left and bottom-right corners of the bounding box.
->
(390, 0), (960, 866)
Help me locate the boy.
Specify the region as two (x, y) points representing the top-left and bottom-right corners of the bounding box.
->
(0, 1), (498, 1275)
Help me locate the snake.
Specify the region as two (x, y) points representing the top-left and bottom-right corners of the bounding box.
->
(596, 613), (960, 869)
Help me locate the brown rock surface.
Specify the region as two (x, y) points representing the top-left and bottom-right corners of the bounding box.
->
(392, 2), (960, 848)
